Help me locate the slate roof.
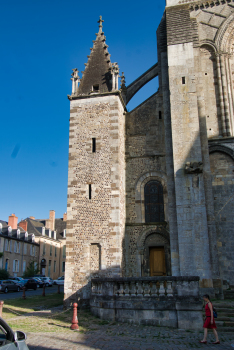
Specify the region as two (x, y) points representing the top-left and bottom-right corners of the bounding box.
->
(25, 217), (66, 241)
(55, 218), (66, 239)
(0, 220), (8, 227)
(0, 226), (38, 244)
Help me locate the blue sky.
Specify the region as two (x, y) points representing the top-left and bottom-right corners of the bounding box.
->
(0, 0), (165, 222)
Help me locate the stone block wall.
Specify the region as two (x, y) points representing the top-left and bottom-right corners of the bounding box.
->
(65, 94), (125, 305)
(123, 93), (170, 277)
(210, 149), (234, 285)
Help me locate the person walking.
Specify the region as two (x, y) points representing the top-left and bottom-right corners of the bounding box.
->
(200, 294), (220, 344)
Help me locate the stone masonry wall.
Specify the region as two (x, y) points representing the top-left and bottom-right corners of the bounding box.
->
(65, 94), (125, 304)
(124, 93), (169, 277)
(166, 6), (213, 283)
(210, 151), (234, 285)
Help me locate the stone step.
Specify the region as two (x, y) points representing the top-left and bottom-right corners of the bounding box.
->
(216, 320), (234, 327)
(224, 291), (234, 299)
(215, 314), (234, 322)
(217, 312), (234, 317)
(214, 307), (234, 313)
(217, 326), (234, 332)
(216, 317), (234, 321)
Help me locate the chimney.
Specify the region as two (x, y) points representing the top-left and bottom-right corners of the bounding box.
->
(29, 216), (35, 220)
(63, 213), (67, 222)
(49, 210), (55, 231)
(8, 214), (18, 229)
(19, 220), (27, 232)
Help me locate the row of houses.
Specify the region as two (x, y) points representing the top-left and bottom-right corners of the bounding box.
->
(0, 210), (66, 280)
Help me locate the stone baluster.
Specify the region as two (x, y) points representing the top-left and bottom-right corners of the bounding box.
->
(137, 281), (143, 296)
(151, 282), (157, 297)
(143, 282), (150, 297)
(98, 282), (102, 296)
(166, 281), (173, 297)
(115, 283), (120, 296)
(92, 282), (97, 295)
(130, 281), (137, 296)
(124, 282), (130, 296)
(119, 282), (124, 296)
(159, 282), (166, 296)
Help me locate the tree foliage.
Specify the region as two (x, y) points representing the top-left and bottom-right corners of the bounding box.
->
(22, 260), (39, 278)
(0, 269), (10, 280)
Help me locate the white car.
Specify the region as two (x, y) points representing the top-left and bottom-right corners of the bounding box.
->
(53, 276), (64, 285)
(40, 277), (53, 287)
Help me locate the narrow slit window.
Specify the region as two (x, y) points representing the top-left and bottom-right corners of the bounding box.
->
(182, 77), (186, 85)
(92, 138), (96, 153)
(93, 84), (99, 92)
(89, 184), (92, 200)
(159, 111), (162, 120)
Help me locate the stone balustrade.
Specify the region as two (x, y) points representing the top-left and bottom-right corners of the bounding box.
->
(91, 276), (200, 298)
(90, 277), (202, 329)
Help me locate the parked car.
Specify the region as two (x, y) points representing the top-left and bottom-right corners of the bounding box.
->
(53, 276), (64, 285)
(0, 280), (21, 293)
(40, 277), (53, 287)
(24, 279), (37, 291)
(10, 277), (24, 287)
(32, 278), (44, 288)
(0, 316), (29, 349)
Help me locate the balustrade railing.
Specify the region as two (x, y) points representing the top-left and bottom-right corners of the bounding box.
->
(91, 276), (200, 298)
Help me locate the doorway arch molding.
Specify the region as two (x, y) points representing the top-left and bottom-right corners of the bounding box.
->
(136, 226), (170, 277)
(137, 226), (170, 253)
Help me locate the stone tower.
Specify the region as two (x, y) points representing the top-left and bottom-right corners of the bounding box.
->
(65, 17), (126, 305)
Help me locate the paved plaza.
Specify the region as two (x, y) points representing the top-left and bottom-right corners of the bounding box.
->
(26, 323), (234, 350)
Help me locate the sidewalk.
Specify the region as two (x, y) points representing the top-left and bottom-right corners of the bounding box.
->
(26, 323), (234, 350)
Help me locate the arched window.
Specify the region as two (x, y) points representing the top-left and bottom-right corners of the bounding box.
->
(145, 181), (164, 223)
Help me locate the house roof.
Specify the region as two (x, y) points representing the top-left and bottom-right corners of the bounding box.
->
(25, 217), (66, 241)
(0, 220), (8, 227)
(55, 218), (66, 239)
(0, 226), (38, 244)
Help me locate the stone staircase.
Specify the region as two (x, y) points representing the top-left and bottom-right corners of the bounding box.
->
(213, 299), (234, 332)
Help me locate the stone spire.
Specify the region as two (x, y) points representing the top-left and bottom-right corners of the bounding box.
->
(98, 16), (104, 33)
(69, 16), (120, 98)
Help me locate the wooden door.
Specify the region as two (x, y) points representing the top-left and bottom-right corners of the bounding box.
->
(149, 247), (166, 276)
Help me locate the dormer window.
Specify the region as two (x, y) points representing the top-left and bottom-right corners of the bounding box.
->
(8, 226), (12, 236)
(17, 229), (20, 239)
(93, 84), (99, 92)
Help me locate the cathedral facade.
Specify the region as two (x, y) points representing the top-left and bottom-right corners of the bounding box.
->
(65, 0), (234, 307)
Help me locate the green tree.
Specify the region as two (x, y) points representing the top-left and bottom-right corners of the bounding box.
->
(0, 269), (10, 280)
(22, 260), (39, 278)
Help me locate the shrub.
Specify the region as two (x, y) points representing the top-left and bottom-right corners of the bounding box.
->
(23, 261), (39, 278)
(0, 269), (10, 280)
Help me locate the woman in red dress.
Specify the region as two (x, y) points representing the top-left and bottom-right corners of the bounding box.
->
(200, 294), (220, 344)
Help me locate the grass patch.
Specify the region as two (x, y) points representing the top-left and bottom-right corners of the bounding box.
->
(2, 297), (110, 334)
(4, 293), (64, 311)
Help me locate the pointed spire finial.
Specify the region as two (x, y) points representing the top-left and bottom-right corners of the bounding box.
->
(98, 16), (104, 33)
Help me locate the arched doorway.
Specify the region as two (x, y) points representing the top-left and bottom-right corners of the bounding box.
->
(141, 232), (171, 277)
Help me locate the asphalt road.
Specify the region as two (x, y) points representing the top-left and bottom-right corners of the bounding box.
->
(0, 285), (64, 300)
